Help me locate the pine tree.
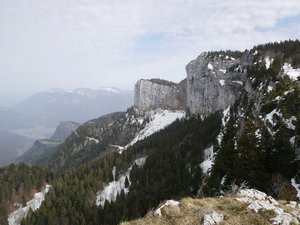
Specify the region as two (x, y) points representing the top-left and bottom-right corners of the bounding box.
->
(237, 118), (269, 191)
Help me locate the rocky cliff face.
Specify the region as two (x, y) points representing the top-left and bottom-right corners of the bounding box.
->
(186, 52), (253, 115)
(134, 52), (254, 116)
(134, 79), (186, 112)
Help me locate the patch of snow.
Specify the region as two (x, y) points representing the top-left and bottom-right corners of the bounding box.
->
(134, 157), (147, 167)
(267, 86), (273, 93)
(291, 178), (300, 199)
(95, 173), (130, 207)
(137, 118), (144, 125)
(8, 185), (51, 225)
(200, 146), (214, 174)
(154, 200), (179, 216)
(72, 87), (122, 98)
(203, 211), (224, 225)
(265, 57), (273, 69)
(290, 136), (296, 146)
(284, 116), (296, 130)
(220, 175), (226, 186)
(232, 80), (243, 85)
(222, 107), (231, 128)
(234, 65), (242, 72)
(99, 87), (121, 94)
(208, 63), (214, 70)
(217, 106), (231, 145)
(96, 157), (147, 207)
(255, 129), (261, 139)
(87, 136), (99, 144)
(283, 63), (300, 80)
(265, 109), (280, 127)
(264, 109), (296, 134)
(274, 96), (283, 101)
(258, 82), (264, 91)
(219, 80), (225, 86)
(125, 110), (185, 149)
(73, 88), (99, 98)
(112, 166), (116, 181)
(284, 89), (294, 95)
(109, 145), (125, 154)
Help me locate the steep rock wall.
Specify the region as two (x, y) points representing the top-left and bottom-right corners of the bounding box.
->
(186, 52), (253, 115)
(134, 52), (254, 116)
(134, 79), (185, 112)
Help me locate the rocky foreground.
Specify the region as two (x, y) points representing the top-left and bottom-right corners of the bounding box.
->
(122, 189), (300, 225)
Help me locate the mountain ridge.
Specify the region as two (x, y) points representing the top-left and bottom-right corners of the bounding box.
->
(3, 40), (300, 225)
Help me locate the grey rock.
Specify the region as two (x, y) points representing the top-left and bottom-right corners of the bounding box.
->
(134, 52), (254, 117)
(185, 52), (253, 116)
(134, 79), (186, 113)
(203, 211), (224, 225)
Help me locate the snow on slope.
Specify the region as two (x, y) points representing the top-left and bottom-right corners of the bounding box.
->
(217, 106), (231, 145)
(291, 178), (300, 199)
(124, 110), (185, 150)
(200, 145), (214, 174)
(8, 185), (51, 225)
(264, 108), (297, 135)
(219, 80), (225, 86)
(86, 136), (99, 144)
(99, 87), (121, 94)
(96, 157), (146, 207)
(283, 63), (300, 80)
(73, 87), (121, 97)
(265, 57), (273, 69)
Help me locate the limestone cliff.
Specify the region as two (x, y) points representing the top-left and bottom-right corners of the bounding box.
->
(186, 52), (253, 115)
(134, 79), (186, 112)
(134, 51), (254, 116)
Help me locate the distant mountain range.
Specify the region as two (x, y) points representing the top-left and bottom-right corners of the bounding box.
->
(0, 87), (132, 167)
(0, 87), (133, 139)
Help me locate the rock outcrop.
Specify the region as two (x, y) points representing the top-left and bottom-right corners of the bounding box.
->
(135, 52), (254, 116)
(236, 189), (300, 224)
(134, 79), (186, 112)
(203, 211), (224, 225)
(186, 52), (253, 115)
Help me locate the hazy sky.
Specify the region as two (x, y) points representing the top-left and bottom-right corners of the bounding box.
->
(1, 0), (300, 106)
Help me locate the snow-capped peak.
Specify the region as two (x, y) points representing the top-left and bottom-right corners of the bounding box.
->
(72, 87), (122, 97)
(98, 87), (121, 94)
(47, 87), (66, 93)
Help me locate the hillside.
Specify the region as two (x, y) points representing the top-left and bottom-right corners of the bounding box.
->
(0, 131), (33, 167)
(16, 121), (80, 165)
(1, 40), (300, 225)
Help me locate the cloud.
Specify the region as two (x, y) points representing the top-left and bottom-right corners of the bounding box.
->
(0, 0), (300, 104)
